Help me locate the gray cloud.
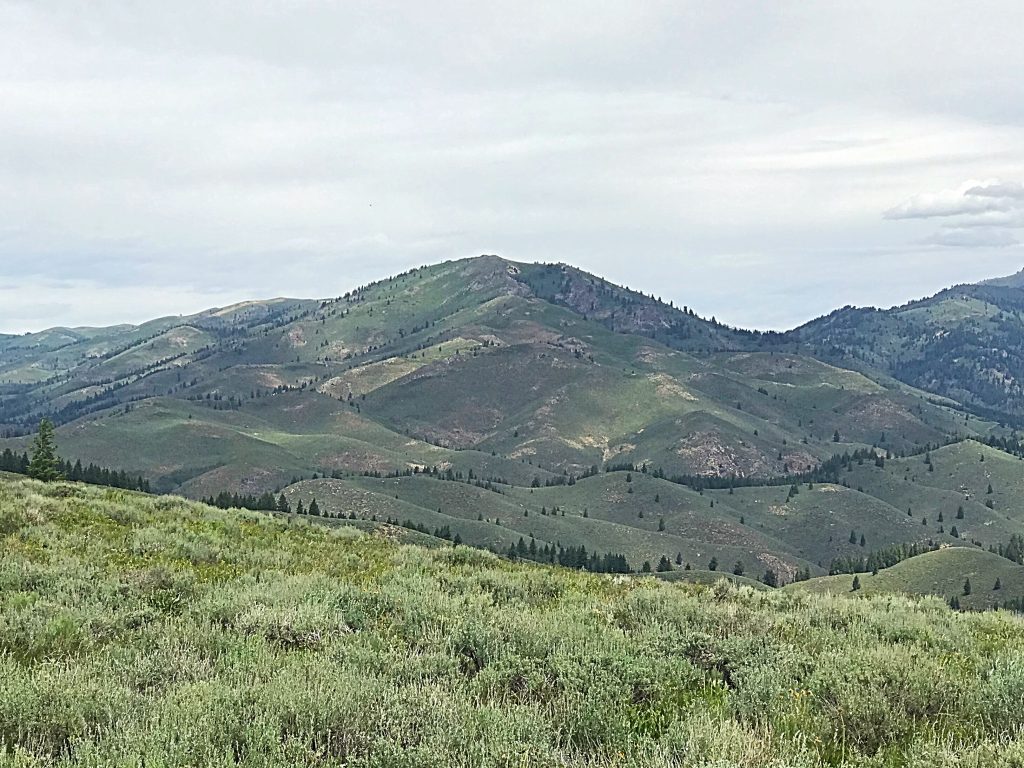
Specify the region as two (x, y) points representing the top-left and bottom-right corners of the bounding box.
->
(966, 181), (1024, 199)
(885, 179), (1024, 249)
(2, 1), (1024, 332)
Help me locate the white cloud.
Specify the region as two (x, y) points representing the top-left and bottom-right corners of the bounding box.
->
(884, 181), (1012, 219)
(884, 178), (1024, 249)
(2, 1), (1024, 331)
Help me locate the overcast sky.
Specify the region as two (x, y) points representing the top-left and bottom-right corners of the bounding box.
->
(2, 1), (1024, 333)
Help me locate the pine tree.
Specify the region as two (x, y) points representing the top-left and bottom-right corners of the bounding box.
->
(852, 575), (861, 591)
(733, 560), (744, 576)
(27, 418), (62, 482)
(656, 555), (672, 572)
(849, 529), (857, 544)
(708, 557), (718, 571)
(641, 560), (652, 573)
(658, 517), (666, 532)
(994, 577), (1002, 590)
(859, 534), (866, 547)
(963, 578), (972, 596)
(277, 493), (290, 513)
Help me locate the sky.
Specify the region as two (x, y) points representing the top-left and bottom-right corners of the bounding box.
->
(2, 1), (1024, 334)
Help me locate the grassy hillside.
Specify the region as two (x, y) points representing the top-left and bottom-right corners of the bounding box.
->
(3, 475), (1024, 766)
(789, 547), (1024, 610)
(0, 256), (996, 496)
(277, 438), (1024, 581)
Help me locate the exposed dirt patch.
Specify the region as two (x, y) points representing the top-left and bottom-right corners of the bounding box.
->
(649, 373), (698, 401)
(286, 327), (307, 347)
(674, 431), (775, 477)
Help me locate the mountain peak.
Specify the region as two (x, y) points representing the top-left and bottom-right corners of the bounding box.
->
(980, 267), (1024, 289)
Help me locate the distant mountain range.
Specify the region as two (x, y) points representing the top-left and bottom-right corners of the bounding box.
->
(3, 255), (1024, 583)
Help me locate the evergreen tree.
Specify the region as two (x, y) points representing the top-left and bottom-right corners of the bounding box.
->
(762, 569), (779, 587)
(656, 555), (672, 572)
(708, 557), (718, 571)
(994, 577), (1002, 591)
(732, 560), (744, 576)
(277, 493), (290, 513)
(849, 529), (857, 544)
(641, 560), (652, 573)
(658, 517), (666, 532)
(963, 578), (972, 596)
(851, 575), (861, 591)
(27, 419), (62, 482)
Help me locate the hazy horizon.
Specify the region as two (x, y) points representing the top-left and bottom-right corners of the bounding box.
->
(3, 254), (1022, 337)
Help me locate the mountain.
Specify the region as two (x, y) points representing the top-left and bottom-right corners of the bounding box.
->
(1, 257), (982, 491)
(5, 255), (1024, 581)
(790, 273), (1024, 423)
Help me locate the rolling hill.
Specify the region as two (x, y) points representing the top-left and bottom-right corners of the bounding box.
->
(3, 474), (1024, 765)
(788, 547), (1024, 611)
(6, 256), (1024, 591)
(0, 256), (997, 496)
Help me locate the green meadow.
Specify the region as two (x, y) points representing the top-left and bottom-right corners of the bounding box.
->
(3, 476), (1024, 767)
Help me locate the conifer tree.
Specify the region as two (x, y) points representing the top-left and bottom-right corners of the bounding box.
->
(708, 557), (718, 571)
(963, 578), (972, 596)
(851, 575), (861, 591)
(27, 418), (62, 482)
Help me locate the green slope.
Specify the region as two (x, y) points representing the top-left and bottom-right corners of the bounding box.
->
(4, 475), (1024, 765)
(1, 256), (998, 497)
(789, 547), (1024, 610)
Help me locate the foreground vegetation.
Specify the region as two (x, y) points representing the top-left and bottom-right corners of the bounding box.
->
(3, 477), (1024, 766)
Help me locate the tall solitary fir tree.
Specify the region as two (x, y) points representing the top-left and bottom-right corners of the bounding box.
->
(27, 418), (62, 482)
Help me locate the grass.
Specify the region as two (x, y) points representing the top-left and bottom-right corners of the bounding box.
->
(788, 547), (1024, 610)
(4, 475), (1024, 766)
